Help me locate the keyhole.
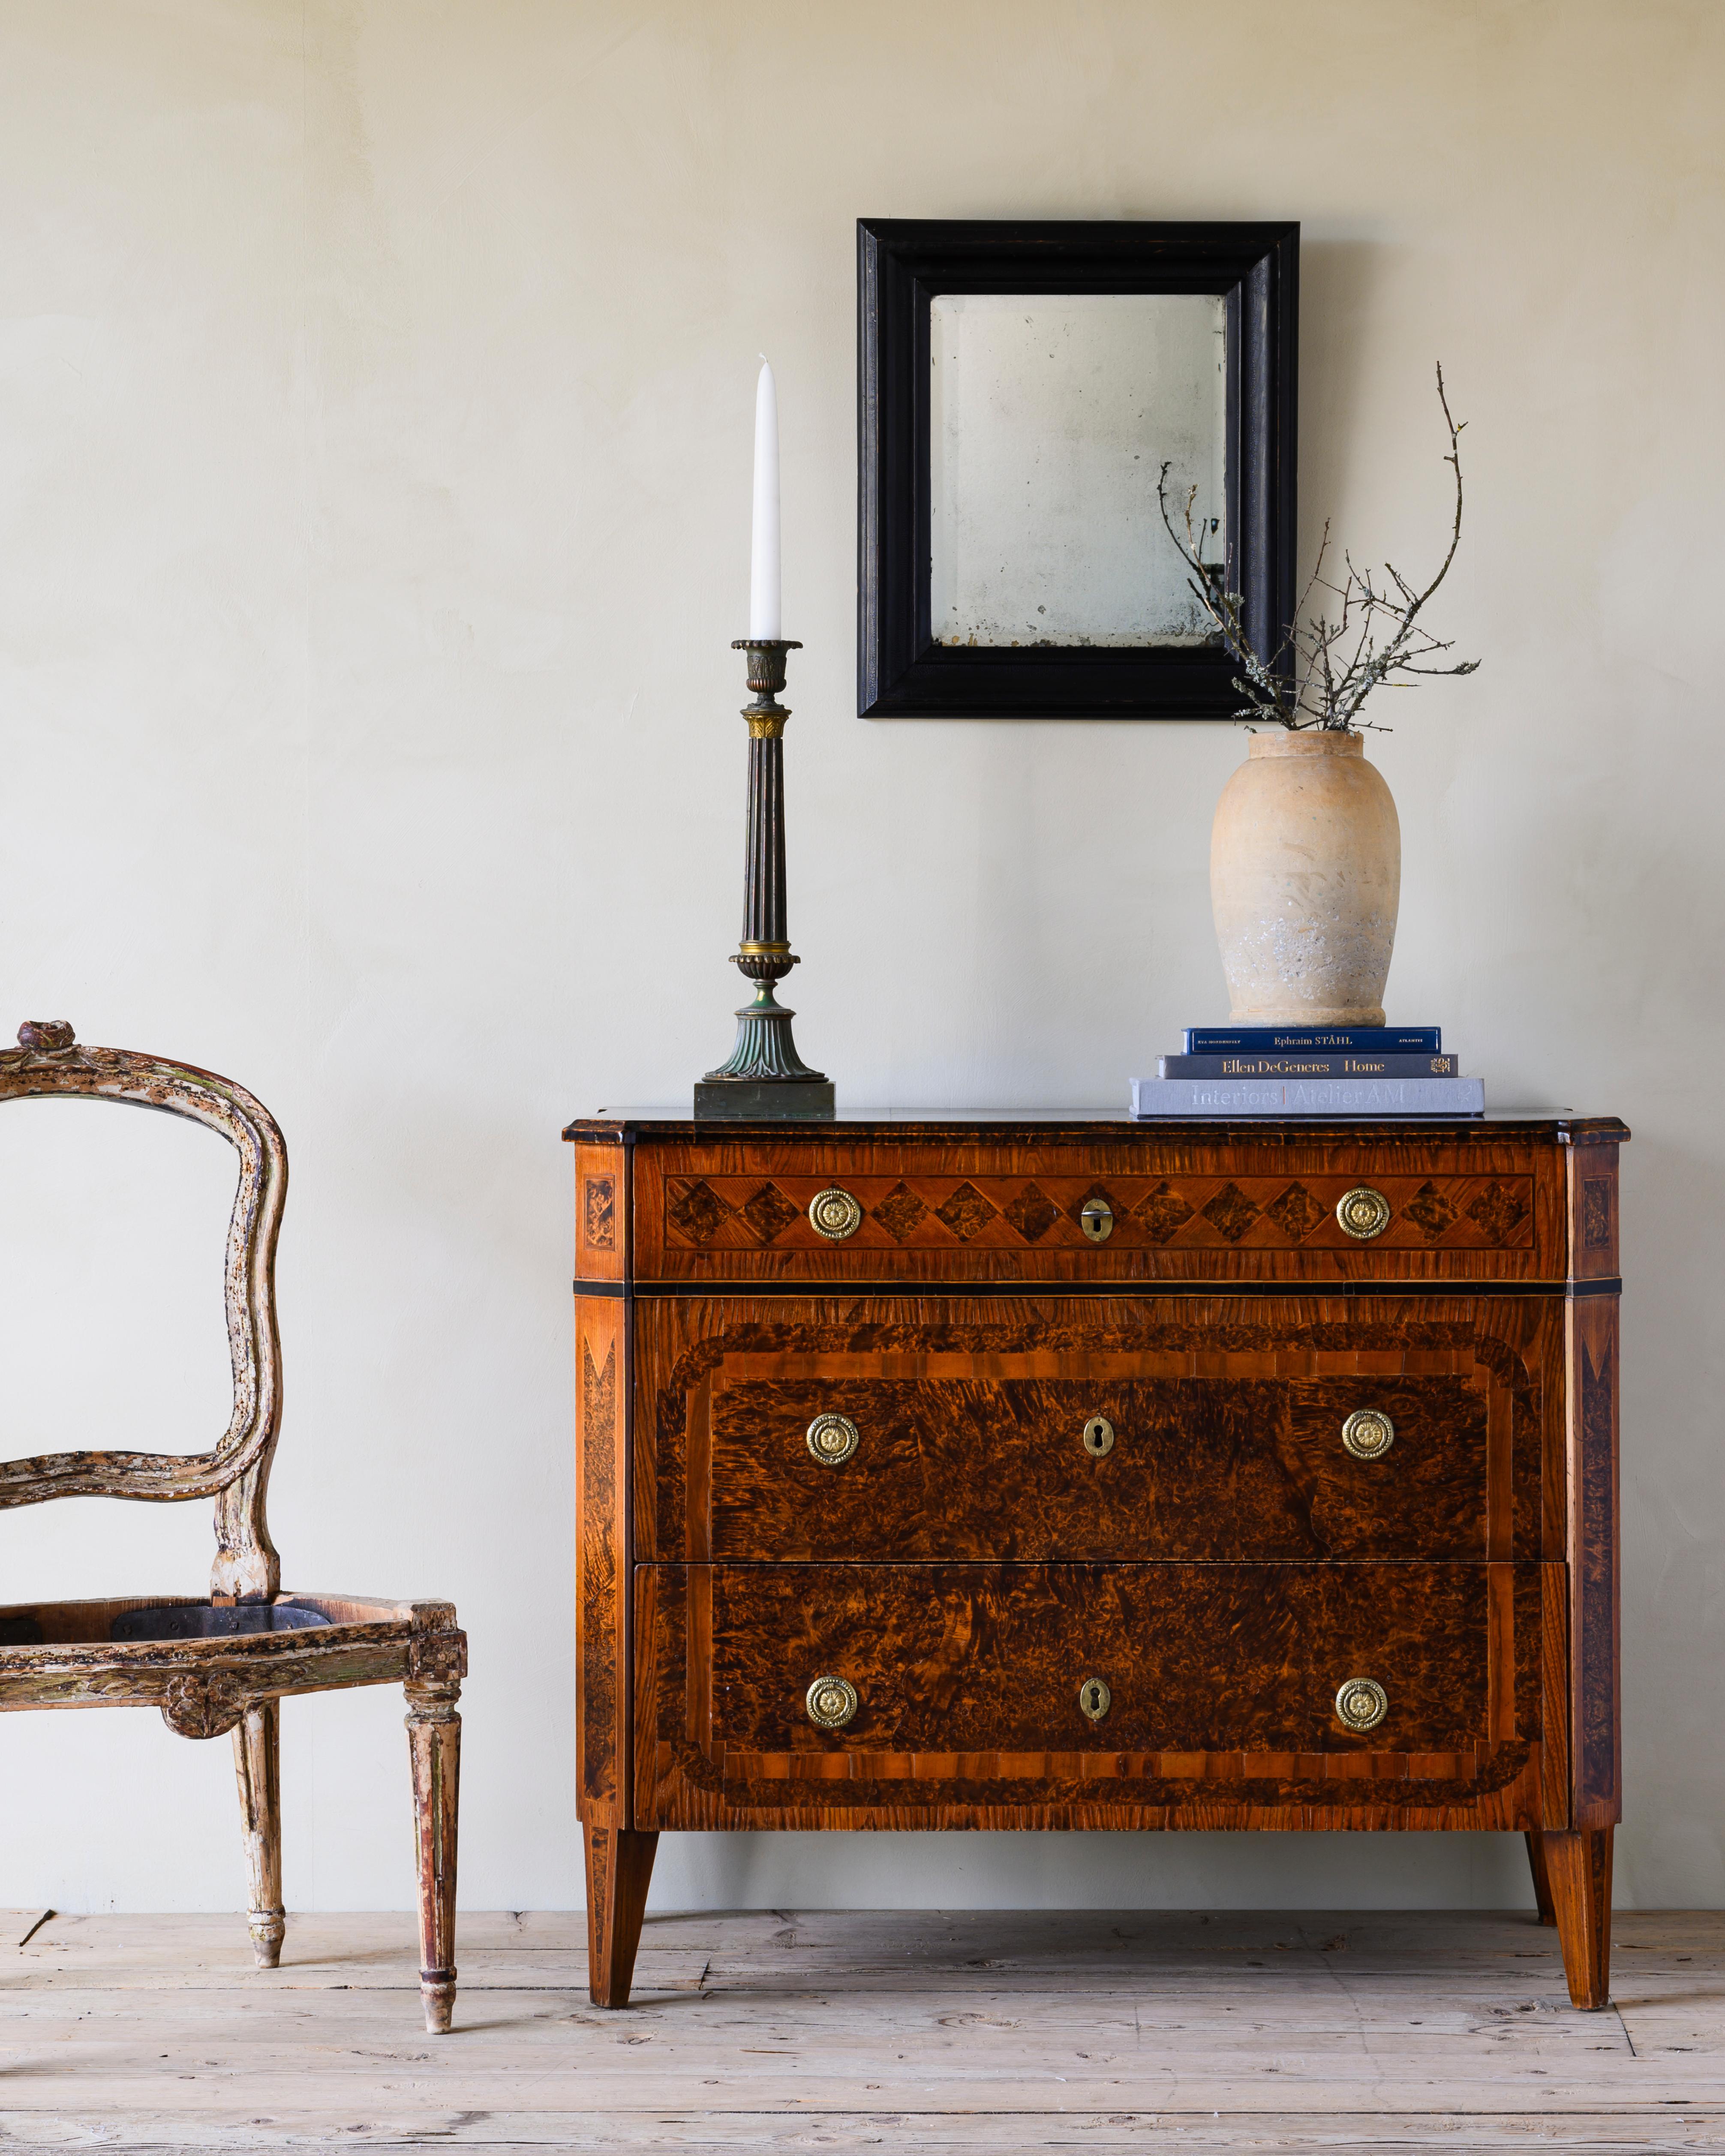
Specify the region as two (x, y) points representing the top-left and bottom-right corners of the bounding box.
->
(1080, 1198), (1113, 1243)
(1082, 1414), (1114, 1459)
(1077, 1674), (1112, 1724)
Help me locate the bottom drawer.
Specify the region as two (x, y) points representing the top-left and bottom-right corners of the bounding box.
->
(635, 1561), (1560, 1833)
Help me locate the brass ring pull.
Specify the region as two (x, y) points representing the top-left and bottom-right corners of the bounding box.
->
(1334, 1676), (1388, 1733)
(808, 1187), (863, 1240)
(1336, 1186), (1393, 1240)
(806, 1412), (859, 1466)
(805, 1674), (859, 1729)
(1077, 1676), (1112, 1724)
(1341, 1408), (1395, 1461)
(1079, 1197), (1114, 1243)
(1081, 1414), (1115, 1459)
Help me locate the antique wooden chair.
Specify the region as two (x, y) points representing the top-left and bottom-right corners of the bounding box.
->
(0, 1021), (466, 2033)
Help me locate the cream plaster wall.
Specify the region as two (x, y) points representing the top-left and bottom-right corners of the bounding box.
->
(2, 0), (1722, 1918)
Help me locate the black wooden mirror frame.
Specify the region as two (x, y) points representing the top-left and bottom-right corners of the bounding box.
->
(857, 217), (1299, 721)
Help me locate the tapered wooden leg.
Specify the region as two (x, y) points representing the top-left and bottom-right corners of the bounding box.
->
(1540, 1826), (1613, 2008)
(232, 1701), (285, 1969)
(406, 1678), (462, 2034)
(1524, 1829), (1557, 1926)
(584, 1823), (658, 2007)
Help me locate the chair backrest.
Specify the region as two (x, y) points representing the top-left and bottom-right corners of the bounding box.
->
(0, 1022), (287, 1601)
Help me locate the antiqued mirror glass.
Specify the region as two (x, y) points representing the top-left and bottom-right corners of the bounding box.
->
(929, 291), (1227, 649)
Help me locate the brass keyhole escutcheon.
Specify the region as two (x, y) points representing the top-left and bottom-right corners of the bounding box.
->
(1341, 1408), (1395, 1461)
(806, 1412), (860, 1467)
(1079, 1197), (1114, 1243)
(1082, 1414), (1115, 1459)
(1336, 1186), (1393, 1240)
(1334, 1676), (1388, 1733)
(1077, 1676), (1112, 1724)
(806, 1674), (859, 1729)
(808, 1186), (863, 1240)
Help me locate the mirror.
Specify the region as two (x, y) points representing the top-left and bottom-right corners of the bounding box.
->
(929, 291), (1226, 649)
(857, 218), (1298, 720)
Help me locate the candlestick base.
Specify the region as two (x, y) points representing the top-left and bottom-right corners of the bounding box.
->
(694, 1077), (835, 1121)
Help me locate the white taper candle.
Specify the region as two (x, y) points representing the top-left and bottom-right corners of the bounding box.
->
(748, 358), (781, 639)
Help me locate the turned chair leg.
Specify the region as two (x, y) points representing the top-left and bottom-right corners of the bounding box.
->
(1524, 1829), (1557, 1926)
(584, 1823), (658, 2007)
(406, 1676), (462, 2034)
(1539, 1826), (1614, 2009)
(232, 1701), (285, 1969)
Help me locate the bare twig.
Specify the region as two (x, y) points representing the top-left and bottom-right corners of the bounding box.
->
(1155, 363), (1479, 730)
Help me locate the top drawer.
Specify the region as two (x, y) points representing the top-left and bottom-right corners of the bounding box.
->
(627, 1136), (1568, 1284)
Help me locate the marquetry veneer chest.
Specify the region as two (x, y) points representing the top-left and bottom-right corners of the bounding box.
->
(566, 1111), (1625, 2010)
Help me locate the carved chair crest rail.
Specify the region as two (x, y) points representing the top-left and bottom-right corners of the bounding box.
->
(0, 1023), (466, 2033)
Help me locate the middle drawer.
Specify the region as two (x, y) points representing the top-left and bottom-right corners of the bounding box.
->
(706, 1373), (1484, 1561)
(640, 1294), (1556, 1564)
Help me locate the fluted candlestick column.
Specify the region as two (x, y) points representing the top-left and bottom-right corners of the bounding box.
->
(694, 639), (834, 1119)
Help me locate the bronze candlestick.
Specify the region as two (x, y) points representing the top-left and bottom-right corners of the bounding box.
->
(694, 638), (835, 1119)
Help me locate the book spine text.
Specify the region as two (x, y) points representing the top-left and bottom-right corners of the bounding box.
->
(1130, 1076), (1485, 1116)
(1184, 1027), (1443, 1054)
(1159, 1054), (1458, 1079)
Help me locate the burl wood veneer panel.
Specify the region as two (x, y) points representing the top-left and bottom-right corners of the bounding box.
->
(631, 1133), (1568, 1284)
(634, 1559), (1551, 1833)
(710, 1375), (1486, 1563)
(637, 1294), (1563, 1567)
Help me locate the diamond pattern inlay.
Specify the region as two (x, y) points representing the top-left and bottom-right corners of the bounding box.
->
(1002, 1183), (1061, 1242)
(1264, 1181), (1327, 1242)
(1404, 1179), (1461, 1240)
(871, 1181), (930, 1242)
(1201, 1182), (1262, 1243)
(1466, 1180), (1530, 1241)
(935, 1181), (1000, 1242)
(666, 1179), (733, 1244)
(1133, 1181), (1196, 1243)
(740, 1181), (800, 1244)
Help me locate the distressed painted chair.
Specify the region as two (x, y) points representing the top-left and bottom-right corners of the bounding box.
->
(0, 1021), (466, 2033)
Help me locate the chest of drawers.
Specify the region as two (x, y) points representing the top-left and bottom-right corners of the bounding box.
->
(567, 1111), (1625, 2009)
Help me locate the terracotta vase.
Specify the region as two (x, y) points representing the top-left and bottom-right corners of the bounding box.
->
(1209, 729), (1401, 1026)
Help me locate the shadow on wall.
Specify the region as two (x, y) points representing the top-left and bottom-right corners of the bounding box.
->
(1299, 238), (1400, 562)
(652, 1825), (1539, 1913)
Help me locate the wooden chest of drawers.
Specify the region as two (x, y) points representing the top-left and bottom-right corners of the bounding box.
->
(568, 1111), (1625, 2009)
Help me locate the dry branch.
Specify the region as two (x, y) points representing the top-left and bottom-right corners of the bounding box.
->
(1157, 363), (1479, 730)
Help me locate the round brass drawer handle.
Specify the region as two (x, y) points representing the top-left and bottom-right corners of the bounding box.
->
(1335, 1676), (1389, 1733)
(1079, 1197), (1114, 1243)
(1078, 1676), (1112, 1724)
(806, 1412), (860, 1466)
(1336, 1186), (1393, 1240)
(808, 1186), (863, 1240)
(1081, 1414), (1115, 1459)
(806, 1674), (859, 1729)
(1341, 1408), (1396, 1461)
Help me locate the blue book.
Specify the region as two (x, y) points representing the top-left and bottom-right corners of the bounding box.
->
(1184, 1025), (1442, 1054)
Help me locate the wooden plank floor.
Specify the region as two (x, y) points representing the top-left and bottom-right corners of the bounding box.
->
(5, 1907), (1725, 2152)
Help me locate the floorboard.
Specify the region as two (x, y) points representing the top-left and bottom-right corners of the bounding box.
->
(3, 1910), (1723, 2152)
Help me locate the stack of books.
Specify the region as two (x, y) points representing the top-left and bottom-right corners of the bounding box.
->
(1129, 1026), (1484, 1117)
